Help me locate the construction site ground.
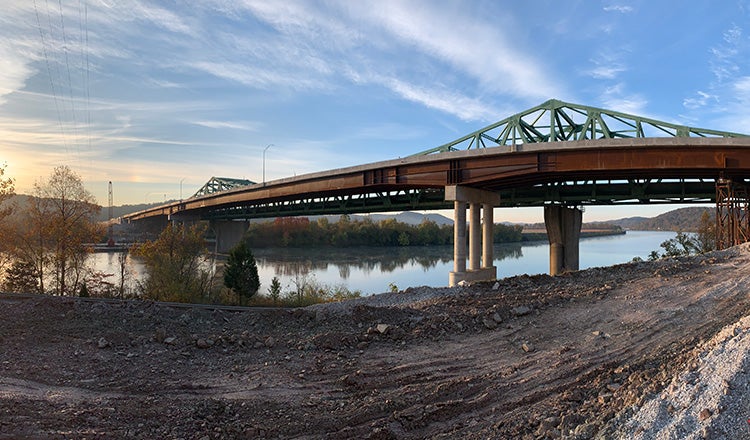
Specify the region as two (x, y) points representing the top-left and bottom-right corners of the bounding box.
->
(2, 245), (750, 439)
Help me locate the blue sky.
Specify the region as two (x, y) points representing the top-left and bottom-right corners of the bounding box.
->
(2, 0), (750, 222)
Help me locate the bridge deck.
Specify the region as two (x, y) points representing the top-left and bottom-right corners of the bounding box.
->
(124, 138), (750, 222)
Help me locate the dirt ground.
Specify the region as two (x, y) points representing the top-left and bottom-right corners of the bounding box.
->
(2, 245), (750, 439)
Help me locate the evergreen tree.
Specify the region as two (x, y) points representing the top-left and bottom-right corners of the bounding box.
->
(224, 241), (260, 304)
(3, 259), (38, 293)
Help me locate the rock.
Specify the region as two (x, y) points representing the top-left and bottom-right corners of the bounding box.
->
(97, 337), (110, 349)
(606, 382), (622, 392)
(264, 336), (276, 348)
(196, 338), (212, 349)
(154, 328), (167, 343)
(492, 282), (500, 290)
(521, 342), (534, 352)
(573, 422), (595, 438)
(492, 312), (503, 323)
(376, 324), (390, 334)
(482, 317), (498, 330)
(163, 337), (177, 345)
(512, 305), (532, 316)
(698, 408), (712, 421)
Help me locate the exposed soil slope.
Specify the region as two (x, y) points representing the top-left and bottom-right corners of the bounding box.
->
(2, 245), (750, 439)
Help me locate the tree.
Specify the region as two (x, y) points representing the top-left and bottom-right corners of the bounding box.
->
(135, 223), (211, 302)
(0, 162), (14, 223)
(6, 166), (101, 295)
(37, 166), (102, 295)
(0, 162), (15, 278)
(695, 210), (715, 253)
(223, 241), (260, 304)
(3, 259), (38, 293)
(268, 276), (281, 304)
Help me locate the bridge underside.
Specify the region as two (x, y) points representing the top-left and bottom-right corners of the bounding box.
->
(192, 178), (718, 221)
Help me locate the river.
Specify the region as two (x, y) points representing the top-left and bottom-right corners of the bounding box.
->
(90, 230), (676, 296)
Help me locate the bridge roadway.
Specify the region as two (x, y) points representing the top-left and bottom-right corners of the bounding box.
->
(123, 137), (750, 285)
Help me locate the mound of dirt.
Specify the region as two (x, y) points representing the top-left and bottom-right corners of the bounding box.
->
(2, 245), (750, 439)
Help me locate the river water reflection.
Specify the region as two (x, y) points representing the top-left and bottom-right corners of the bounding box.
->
(90, 231), (676, 296)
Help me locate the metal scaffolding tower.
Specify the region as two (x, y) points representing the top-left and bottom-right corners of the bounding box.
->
(715, 178), (750, 249)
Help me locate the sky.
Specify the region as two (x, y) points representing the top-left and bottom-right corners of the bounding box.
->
(2, 0), (750, 222)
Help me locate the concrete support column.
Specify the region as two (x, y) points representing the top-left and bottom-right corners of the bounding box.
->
(544, 205), (582, 276)
(212, 220), (250, 254)
(482, 203), (494, 268)
(446, 185), (500, 286)
(452, 201), (467, 274)
(469, 203), (481, 271)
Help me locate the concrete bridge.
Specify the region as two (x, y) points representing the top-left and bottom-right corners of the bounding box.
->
(123, 100), (750, 286)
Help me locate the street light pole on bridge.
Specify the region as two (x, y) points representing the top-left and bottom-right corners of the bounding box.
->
(263, 143), (274, 186)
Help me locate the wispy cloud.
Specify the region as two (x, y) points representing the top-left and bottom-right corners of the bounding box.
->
(377, 76), (498, 122)
(351, 0), (559, 100)
(191, 120), (261, 131)
(603, 5), (634, 13)
(682, 91), (718, 110)
(600, 83), (648, 114)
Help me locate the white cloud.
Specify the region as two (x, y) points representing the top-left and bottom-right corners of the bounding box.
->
(600, 83), (648, 114)
(603, 5), (634, 13)
(351, 0), (559, 100)
(682, 91), (718, 110)
(188, 60), (327, 90)
(589, 65), (626, 80)
(191, 120), (261, 131)
(0, 44), (35, 105)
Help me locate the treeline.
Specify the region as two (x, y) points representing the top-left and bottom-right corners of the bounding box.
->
(244, 215), (524, 248)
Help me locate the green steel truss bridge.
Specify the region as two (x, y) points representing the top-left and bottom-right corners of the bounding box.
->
(126, 99), (749, 218)
(124, 99), (750, 256)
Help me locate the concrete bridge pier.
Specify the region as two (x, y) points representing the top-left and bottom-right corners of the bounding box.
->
(211, 220), (250, 254)
(446, 186), (500, 286)
(544, 205), (582, 275)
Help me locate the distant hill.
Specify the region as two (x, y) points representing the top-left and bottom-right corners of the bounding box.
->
(625, 207), (711, 232)
(606, 216), (649, 230)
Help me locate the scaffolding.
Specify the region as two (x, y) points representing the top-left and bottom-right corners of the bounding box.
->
(716, 178), (750, 249)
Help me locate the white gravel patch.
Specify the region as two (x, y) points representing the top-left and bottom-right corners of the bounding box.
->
(611, 314), (750, 439)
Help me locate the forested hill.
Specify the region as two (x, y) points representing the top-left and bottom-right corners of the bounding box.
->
(611, 207), (712, 232)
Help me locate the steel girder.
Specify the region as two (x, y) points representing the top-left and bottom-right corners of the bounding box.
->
(186, 179), (717, 221)
(416, 99), (749, 155)
(197, 189), (450, 220)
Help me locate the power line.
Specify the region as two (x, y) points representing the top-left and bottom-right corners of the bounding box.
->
(57, 0), (80, 155)
(78, 0), (91, 150)
(33, 0), (68, 153)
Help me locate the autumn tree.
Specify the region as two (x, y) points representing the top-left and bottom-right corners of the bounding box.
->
(31, 166), (102, 295)
(135, 223), (211, 302)
(0, 163), (14, 284)
(223, 241), (260, 304)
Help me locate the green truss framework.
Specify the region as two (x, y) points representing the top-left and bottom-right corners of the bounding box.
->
(192, 177), (255, 199)
(416, 98), (749, 155)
